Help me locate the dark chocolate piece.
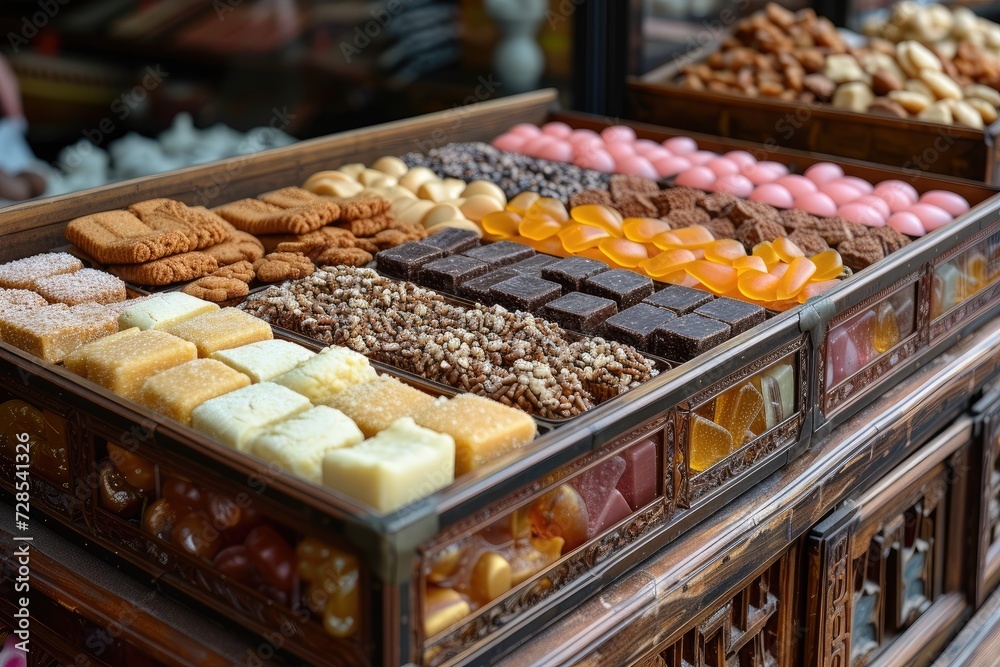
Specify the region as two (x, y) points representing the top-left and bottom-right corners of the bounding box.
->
(510, 254), (560, 276)
(462, 240), (535, 267)
(643, 284), (713, 315)
(693, 297), (766, 336)
(652, 314), (731, 361)
(418, 255), (490, 293)
(602, 303), (677, 351)
(422, 227), (481, 254)
(541, 256), (609, 292)
(490, 275), (563, 314)
(582, 269), (654, 309)
(460, 268), (519, 303)
(544, 292), (617, 334)
(375, 242), (445, 280)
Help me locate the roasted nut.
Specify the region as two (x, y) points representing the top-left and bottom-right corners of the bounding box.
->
(917, 100), (954, 124)
(904, 78), (935, 97)
(966, 97), (999, 124)
(832, 81), (875, 113)
(824, 54), (867, 84)
(949, 99), (985, 129)
(889, 89), (932, 114)
(142, 498), (176, 540)
(920, 69), (962, 100)
(964, 84), (1000, 107)
(869, 97), (909, 118)
(99, 462), (143, 518)
(897, 40), (941, 78)
(872, 69), (903, 95)
(803, 73), (836, 101)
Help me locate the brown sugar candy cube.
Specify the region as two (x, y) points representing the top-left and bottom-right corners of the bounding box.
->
(0, 252), (83, 290)
(162, 307), (273, 357)
(0, 289), (47, 316)
(411, 394), (537, 476)
(64, 329), (198, 401)
(32, 268), (127, 305)
(324, 375), (436, 437)
(139, 358), (251, 425)
(0, 303), (117, 363)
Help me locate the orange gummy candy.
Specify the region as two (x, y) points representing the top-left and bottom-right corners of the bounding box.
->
(522, 234), (569, 257)
(519, 216), (563, 241)
(686, 260), (738, 294)
(659, 270), (702, 288)
(652, 231), (682, 250)
(752, 242), (781, 268)
(671, 225), (715, 247)
(526, 198), (569, 223)
(809, 250), (844, 282)
(558, 223), (611, 252)
(571, 205), (624, 237)
(772, 237), (805, 263)
(642, 248), (697, 277)
(623, 217), (672, 243)
(737, 270), (779, 302)
(715, 383), (763, 448)
(506, 192), (540, 214)
(769, 263), (789, 279)
(482, 210), (521, 237)
(704, 238), (747, 264)
(732, 255), (768, 274)
(797, 279), (839, 303)
(598, 238), (648, 268)
(576, 247), (615, 264)
(776, 257), (816, 300)
(689, 414), (734, 472)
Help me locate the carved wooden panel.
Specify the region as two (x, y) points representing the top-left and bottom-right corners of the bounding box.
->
(657, 553), (792, 667)
(806, 506), (858, 667)
(979, 399), (1000, 599)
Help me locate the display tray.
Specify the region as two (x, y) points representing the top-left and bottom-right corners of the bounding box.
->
(626, 44), (1000, 185)
(0, 89), (997, 665)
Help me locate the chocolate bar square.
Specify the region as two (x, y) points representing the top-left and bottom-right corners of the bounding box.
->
(694, 297), (766, 336)
(460, 268), (519, 304)
(544, 292), (617, 334)
(418, 255), (490, 293)
(462, 240), (535, 267)
(421, 227), (480, 254)
(652, 314), (730, 361)
(602, 303), (677, 351)
(643, 284), (713, 314)
(510, 254), (560, 276)
(376, 242), (445, 280)
(490, 275), (562, 314)
(582, 269), (654, 309)
(541, 257), (609, 292)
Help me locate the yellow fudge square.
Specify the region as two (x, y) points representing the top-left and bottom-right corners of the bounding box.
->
(0, 252), (82, 290)
(163, 307), (272, 357)
(412, 394), (537, 476)
(0, 303), (117, 363)
(32, 268), (126, 305)
(64, 327), (141, 377)
(249, 406), (364, 483)
(67, 329), (198, 400)
(140, 359), (251, 425)
(210, 339), (315, 383)
(191, 382), (312, 450)
(324, 376), (435, 437)
(118, 291), (219, 330)
(322, 417), (454, 513)
(272, 345), (376, 403)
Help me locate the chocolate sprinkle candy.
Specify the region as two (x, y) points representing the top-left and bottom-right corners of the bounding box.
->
(462, 240), (535, 268)
(460, 268), (519, 303)
(652, 314), (731, 362)
(603, 303), (677, 351)
(643, 284), (714, 314)
(694, 297), (766, 336)
(421, 227), (481, 255)
(418, 255), (490, 293)
(542, 256), (609, 292)
(544, 292), (617, 334)
(375, 242), (444, 280)
(490, 275), (563, 314)
(582, 269), (654, 309)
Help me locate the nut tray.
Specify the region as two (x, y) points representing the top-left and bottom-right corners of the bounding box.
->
(0, 90), (997, 666)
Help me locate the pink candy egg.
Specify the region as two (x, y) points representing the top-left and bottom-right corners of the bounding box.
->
(873, 180), (918, 211)
(712, 173), (754, 197)
(775, 174), (818, 198)
(749, 183), (794, 208)
(607, 142), (636, 160)
(644, 147), (673, 164)
(654, 156), (692, 178)
(601, 125), (637, 144)
(688, 150), (718, 166)
(510, 123), (542, 138)
(742, 161), (787, 185)
(633, 139), (662, 156)
(837, 175), (874, 194)
(756, 161), (789, 178)
(538, 141), (573, 163)
(918, 190), (970, 216)
(521, 135), (554, 157)
(675, 165), (717, 189)
(820, 181), (865, 207)
(887, 212), (926, 236)
(570, 136), (604, 157)
(706, 157), (740, 176)
(542, 121), (573, 138)
(617, 155), (659, 180)
(794, 191), (839, 217)
(907, 203), (953, 231)
(570, 128), (600, 141)
(837, 202), (886, 227)
(492, 133), (526, 152)
(664, 136), (698, 155)
(805, 162), (844, 184)
(723, 150), (757, 168)
(853, 195), (891, 219)
(576, 149), (616, 173)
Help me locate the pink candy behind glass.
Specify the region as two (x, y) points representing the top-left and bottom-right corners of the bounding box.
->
(827, 326), (861, 387)
(617, 438), (658, 510)
(887, 211), (927, 236)
(750, 183), (795, 208)
(594, 491), (633, 534)
(0, 637), (25, 667)
(849, 309), (878, 364)
(919, 190), (970, 216)
(571, 456), (628, 537)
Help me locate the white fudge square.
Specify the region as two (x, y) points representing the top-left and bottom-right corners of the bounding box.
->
(322, 417), (454, 513)
(211, 339), (316, 383)
(118, 292), (219, 331)
(191, 382), (312, 450)
(249, 406), (364, 483)
(272, 345), (377, 403)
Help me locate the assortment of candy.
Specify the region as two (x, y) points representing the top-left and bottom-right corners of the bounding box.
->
(826, 287), (916, 387)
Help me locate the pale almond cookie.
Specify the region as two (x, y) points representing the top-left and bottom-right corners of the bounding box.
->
(461, 181), (507, 206)
(918, 99), (954, 124)
(832, 81), (875, 112)
(210, 339), (316, 383)
(904, 78), (935, 98)
(823, 54), (867, 84)
(948, 99), (985, 128)
(337, 163), (366, 179)
(964, 84), (1000, 107)
(966, 97), (999, 124)
(460, 195), (504, 222)
(371, 156), (409, 179)
(919, 69), (962, 100)
(888, 89), (932, 113)
(191, 382), (313, 451)
(249, 406), (364, 484)
(399, 167), (439, 193)
(309, 178), (365, 198)
(303, 170), (357, 191)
